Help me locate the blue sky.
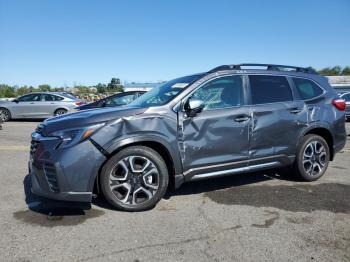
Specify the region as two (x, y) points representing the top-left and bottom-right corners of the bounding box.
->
(1, 0), (350, 87)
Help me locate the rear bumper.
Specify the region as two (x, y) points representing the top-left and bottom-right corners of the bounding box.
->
(29, 133), (106, 202)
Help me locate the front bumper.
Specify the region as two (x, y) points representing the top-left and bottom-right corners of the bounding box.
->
(29, 132), (106, 202)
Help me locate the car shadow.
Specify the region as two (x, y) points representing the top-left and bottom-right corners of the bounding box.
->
(93, 168), (298, 211)
(164, 168), (296, 199)
(23, 174), (91, 216)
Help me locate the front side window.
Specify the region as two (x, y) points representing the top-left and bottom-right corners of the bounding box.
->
(189, 75), (243, 110)
(18, 94), (41, 102)
(292, 78), (323, 100)
(249, 75), (292, 104)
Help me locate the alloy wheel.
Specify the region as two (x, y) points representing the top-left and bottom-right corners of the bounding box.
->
(109, 155), (160, 205)
(0, 109), (10, 121)
(302, 140), (327, 176)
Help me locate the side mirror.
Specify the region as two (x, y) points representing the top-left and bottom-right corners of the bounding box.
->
(101, 100), (107, 107)
(186, 98), (204, 117)
(13, 99), (19, 103)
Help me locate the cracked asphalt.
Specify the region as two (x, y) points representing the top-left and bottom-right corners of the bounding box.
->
(0, 121), (349, 261)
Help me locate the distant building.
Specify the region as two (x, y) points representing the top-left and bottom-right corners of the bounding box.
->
(123, 82), (162, 92)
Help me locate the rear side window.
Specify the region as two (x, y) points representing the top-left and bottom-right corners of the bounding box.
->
(292, 78), (323, 100)
(249, 75), (292, 104)
(42, 94), (64, 101)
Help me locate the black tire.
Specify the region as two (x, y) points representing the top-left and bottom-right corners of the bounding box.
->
(0, 108), (11, 122)
(293, 134), (330, 181)
(100, 146), (169, 211)
(54, 108), (67, 116)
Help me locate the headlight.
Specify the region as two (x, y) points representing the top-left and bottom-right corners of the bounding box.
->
(49, 123), (105, 149)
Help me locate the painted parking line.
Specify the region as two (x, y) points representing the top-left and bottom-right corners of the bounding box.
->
(0, 146), (28, 151)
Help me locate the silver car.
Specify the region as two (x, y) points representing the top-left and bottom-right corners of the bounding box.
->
(339, 92), (350, 120)
(0, 92), (84, 121)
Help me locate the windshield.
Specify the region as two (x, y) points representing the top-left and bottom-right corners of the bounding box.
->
(129, 74), (204, 107)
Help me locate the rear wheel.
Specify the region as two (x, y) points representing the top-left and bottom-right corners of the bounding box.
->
(293, 134), (330, 181)
(0, 108), (11, 121)
(100, 146), (169, 211)
(54, 108), (67, 116)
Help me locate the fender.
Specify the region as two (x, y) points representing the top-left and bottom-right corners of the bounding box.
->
(296, 121), (335, 158)
(104, 134), (184, 179)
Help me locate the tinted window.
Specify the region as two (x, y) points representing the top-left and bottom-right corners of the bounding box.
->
(106, 94), (135, 106)
(190, 75), (243, 110)
(293, 78), (323, 100)
(42, 94), (64, 101)
(129, 74), (205, 107)
(342, 93), (350, 101)
(18, 94), (41, 102)
(249, 75), (292, 104)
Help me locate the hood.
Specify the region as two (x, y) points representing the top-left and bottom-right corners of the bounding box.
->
(42, 106), (147, 135)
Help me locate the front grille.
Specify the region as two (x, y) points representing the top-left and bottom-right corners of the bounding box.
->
(43, 163), (59, 192)
(30, 140), (40, 157)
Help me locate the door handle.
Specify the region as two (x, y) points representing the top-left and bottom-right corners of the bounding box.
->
(290, 108), (302, 114)
(234, 116), (251, 122)
(30, 102), (35, 104)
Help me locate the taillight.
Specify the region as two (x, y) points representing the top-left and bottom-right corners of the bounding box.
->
(332, 99), (346, 111)
(75, 101), (85, 106)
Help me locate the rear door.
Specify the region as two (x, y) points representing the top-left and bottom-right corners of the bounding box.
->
(41, 94), (65, 116)
(248, 75), (305, 165)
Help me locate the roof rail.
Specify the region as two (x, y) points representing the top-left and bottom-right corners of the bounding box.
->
(208, 63), (318, 74)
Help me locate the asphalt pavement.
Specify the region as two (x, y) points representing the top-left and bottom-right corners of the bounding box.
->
(0, 121), (349, 261)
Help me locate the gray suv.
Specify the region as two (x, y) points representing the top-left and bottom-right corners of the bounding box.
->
(29, 64), (347, 211)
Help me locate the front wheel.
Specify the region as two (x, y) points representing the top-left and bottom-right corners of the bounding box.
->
(294, 134), (330, 181)
(0, 108), (11, 122)
(100, 146), (169, 211)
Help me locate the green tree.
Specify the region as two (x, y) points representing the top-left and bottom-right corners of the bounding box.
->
(96, 83), (107, 93)
(17, 86), (30, 96)
(341, 66), (350, 75)
(0, 84), (16, 98)
(38, 84), (51, 92)
(107, 78), (124, 92)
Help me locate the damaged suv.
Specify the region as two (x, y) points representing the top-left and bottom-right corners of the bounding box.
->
(29, 64), (347, 211)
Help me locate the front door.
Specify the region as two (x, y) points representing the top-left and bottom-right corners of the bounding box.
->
(178, 75), (251, 180)
(11, 93), (43, 118)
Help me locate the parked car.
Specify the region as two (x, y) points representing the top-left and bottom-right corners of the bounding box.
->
(29, 64), (347, 211)
(339, 92), (350, 120)
(74, 91), (145, 111)
(0, 92), (85, 121)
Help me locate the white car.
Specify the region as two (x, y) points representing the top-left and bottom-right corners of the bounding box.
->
(0, 92), (85, 121)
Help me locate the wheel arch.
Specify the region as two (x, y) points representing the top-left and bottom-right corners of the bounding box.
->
(303, 127), (334, 160)
(54, 107), (69, 115)
(93, 136), (183, 195)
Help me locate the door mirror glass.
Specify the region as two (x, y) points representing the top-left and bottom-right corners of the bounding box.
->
(186, 98), (204, 117)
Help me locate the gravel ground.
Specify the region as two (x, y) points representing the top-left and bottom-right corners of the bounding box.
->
(0, 121), (349, 262)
